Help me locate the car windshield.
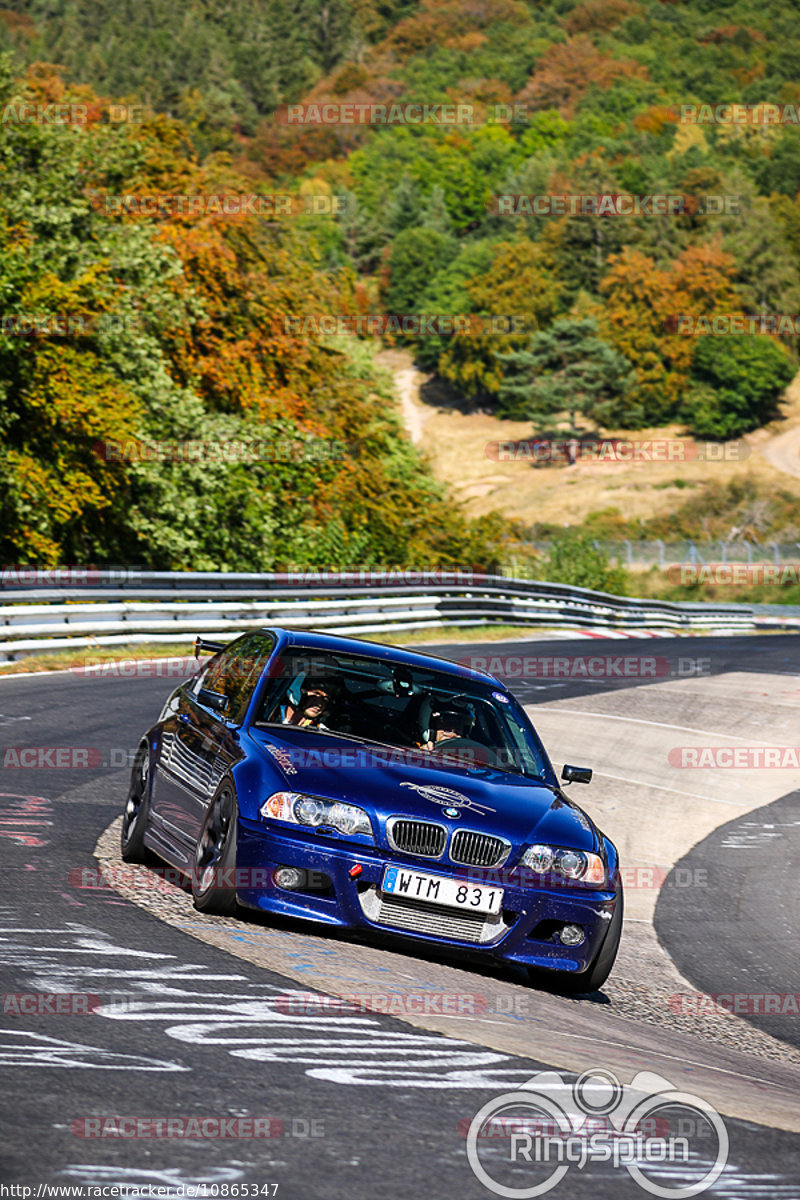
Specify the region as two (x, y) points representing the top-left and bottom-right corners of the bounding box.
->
(253, 648), (551, 780)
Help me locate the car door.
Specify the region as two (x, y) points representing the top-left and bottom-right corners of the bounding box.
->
(149, 671), (218, 856)
(183, 632), (277, 838)
(152, 632), (276, 851)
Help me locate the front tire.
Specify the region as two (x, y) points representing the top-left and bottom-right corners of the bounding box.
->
(529, 886), (624, 995)
(121, 746), (151, 863)
(192, 780), (239, 916)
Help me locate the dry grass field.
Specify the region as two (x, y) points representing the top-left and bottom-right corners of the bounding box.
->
(377, 348), (800, 529)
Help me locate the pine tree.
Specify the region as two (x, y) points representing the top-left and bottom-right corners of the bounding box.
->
(497, 318), (634, 432)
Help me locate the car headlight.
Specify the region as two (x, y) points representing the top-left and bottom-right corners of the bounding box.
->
(260, 791), (373, 839)
(521, 843), (605, 885)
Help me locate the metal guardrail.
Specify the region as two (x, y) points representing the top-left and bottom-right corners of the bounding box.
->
(515, 541), (800, 568)
(0, 571), (754, 662)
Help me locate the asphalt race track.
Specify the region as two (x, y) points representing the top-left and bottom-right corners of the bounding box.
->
(656, 790), (800, 1051)
(1, 633), (799, 1199)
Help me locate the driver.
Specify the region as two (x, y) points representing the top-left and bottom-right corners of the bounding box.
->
(280, 676), (339, 729)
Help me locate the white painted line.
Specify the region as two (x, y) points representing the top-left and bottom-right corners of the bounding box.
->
(557, 1030), (795, 1093)
(534, 706), (783, 744)
(592, 770), (741, 806)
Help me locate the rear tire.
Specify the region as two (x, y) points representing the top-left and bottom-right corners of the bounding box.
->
(528, 885), (624, 995)
(120, 746), (151, 863)
(192, 780), (239, 916)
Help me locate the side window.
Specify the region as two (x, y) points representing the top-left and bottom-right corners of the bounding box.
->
(195, 633), (275, 724)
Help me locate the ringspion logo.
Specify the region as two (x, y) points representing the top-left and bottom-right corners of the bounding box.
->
(466, 1068), (728, 1196)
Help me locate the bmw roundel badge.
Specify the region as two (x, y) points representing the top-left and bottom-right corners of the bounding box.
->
(443, 807), (461, 818)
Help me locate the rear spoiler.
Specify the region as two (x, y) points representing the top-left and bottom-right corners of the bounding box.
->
(194, 637), (227, 660)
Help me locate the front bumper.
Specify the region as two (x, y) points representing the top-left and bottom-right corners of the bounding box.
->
(237, 817), (617, 973)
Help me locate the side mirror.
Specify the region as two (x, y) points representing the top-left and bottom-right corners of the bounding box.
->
(198, 688), (229, 715)
(561, 764), (592, 785)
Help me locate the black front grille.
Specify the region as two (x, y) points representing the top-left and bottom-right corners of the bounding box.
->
(450, 829), (507, 868)
(388, 819), (447, 858)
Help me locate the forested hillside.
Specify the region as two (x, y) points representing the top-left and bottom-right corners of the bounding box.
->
(0, 0), (409, 140)
(0, 59), (502, 567)
(1, 0), (799, 567)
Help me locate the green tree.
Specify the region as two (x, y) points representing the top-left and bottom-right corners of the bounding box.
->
(382, 226), (456, 314)
(541, 530), (628, 594)
(755, 129), (800, 198)
(436, 239), (564, 400)
(723, 198), (800, 318)
(682, 335), (795, 439)
(419, 184), (452, 235)
(383, 173), (423, 235)
(497, 318), (634, 431)
(412, 238), (497, 369)
(337, 190), (387, 272)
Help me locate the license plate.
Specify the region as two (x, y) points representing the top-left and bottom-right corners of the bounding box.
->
(381, 866), (503, 915)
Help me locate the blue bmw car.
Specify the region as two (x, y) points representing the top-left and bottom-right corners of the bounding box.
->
(121, 627), (622, 992)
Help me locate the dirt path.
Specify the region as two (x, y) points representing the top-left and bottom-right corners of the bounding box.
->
(375, 348), (428, 445)
(382, 347), (800, 521)
(394, 364), (427, 445)
(762, 423), (800, 478)
(760, 368), (800, 479)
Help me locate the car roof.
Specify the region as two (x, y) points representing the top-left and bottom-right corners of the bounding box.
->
(259, 626), (502, 689)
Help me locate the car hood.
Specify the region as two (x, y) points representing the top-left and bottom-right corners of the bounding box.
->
(251, 727), (598, 854)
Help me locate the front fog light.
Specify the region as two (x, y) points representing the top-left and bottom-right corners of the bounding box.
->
(559, 924), (584, 946)
(274, 866), (306, 891)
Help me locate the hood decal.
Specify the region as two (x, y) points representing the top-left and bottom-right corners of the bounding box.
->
(265, 744), (298, 775)
(399, 781), (495, 816)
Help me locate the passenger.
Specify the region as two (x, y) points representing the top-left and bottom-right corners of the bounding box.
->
(419, 703), (473, 751)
